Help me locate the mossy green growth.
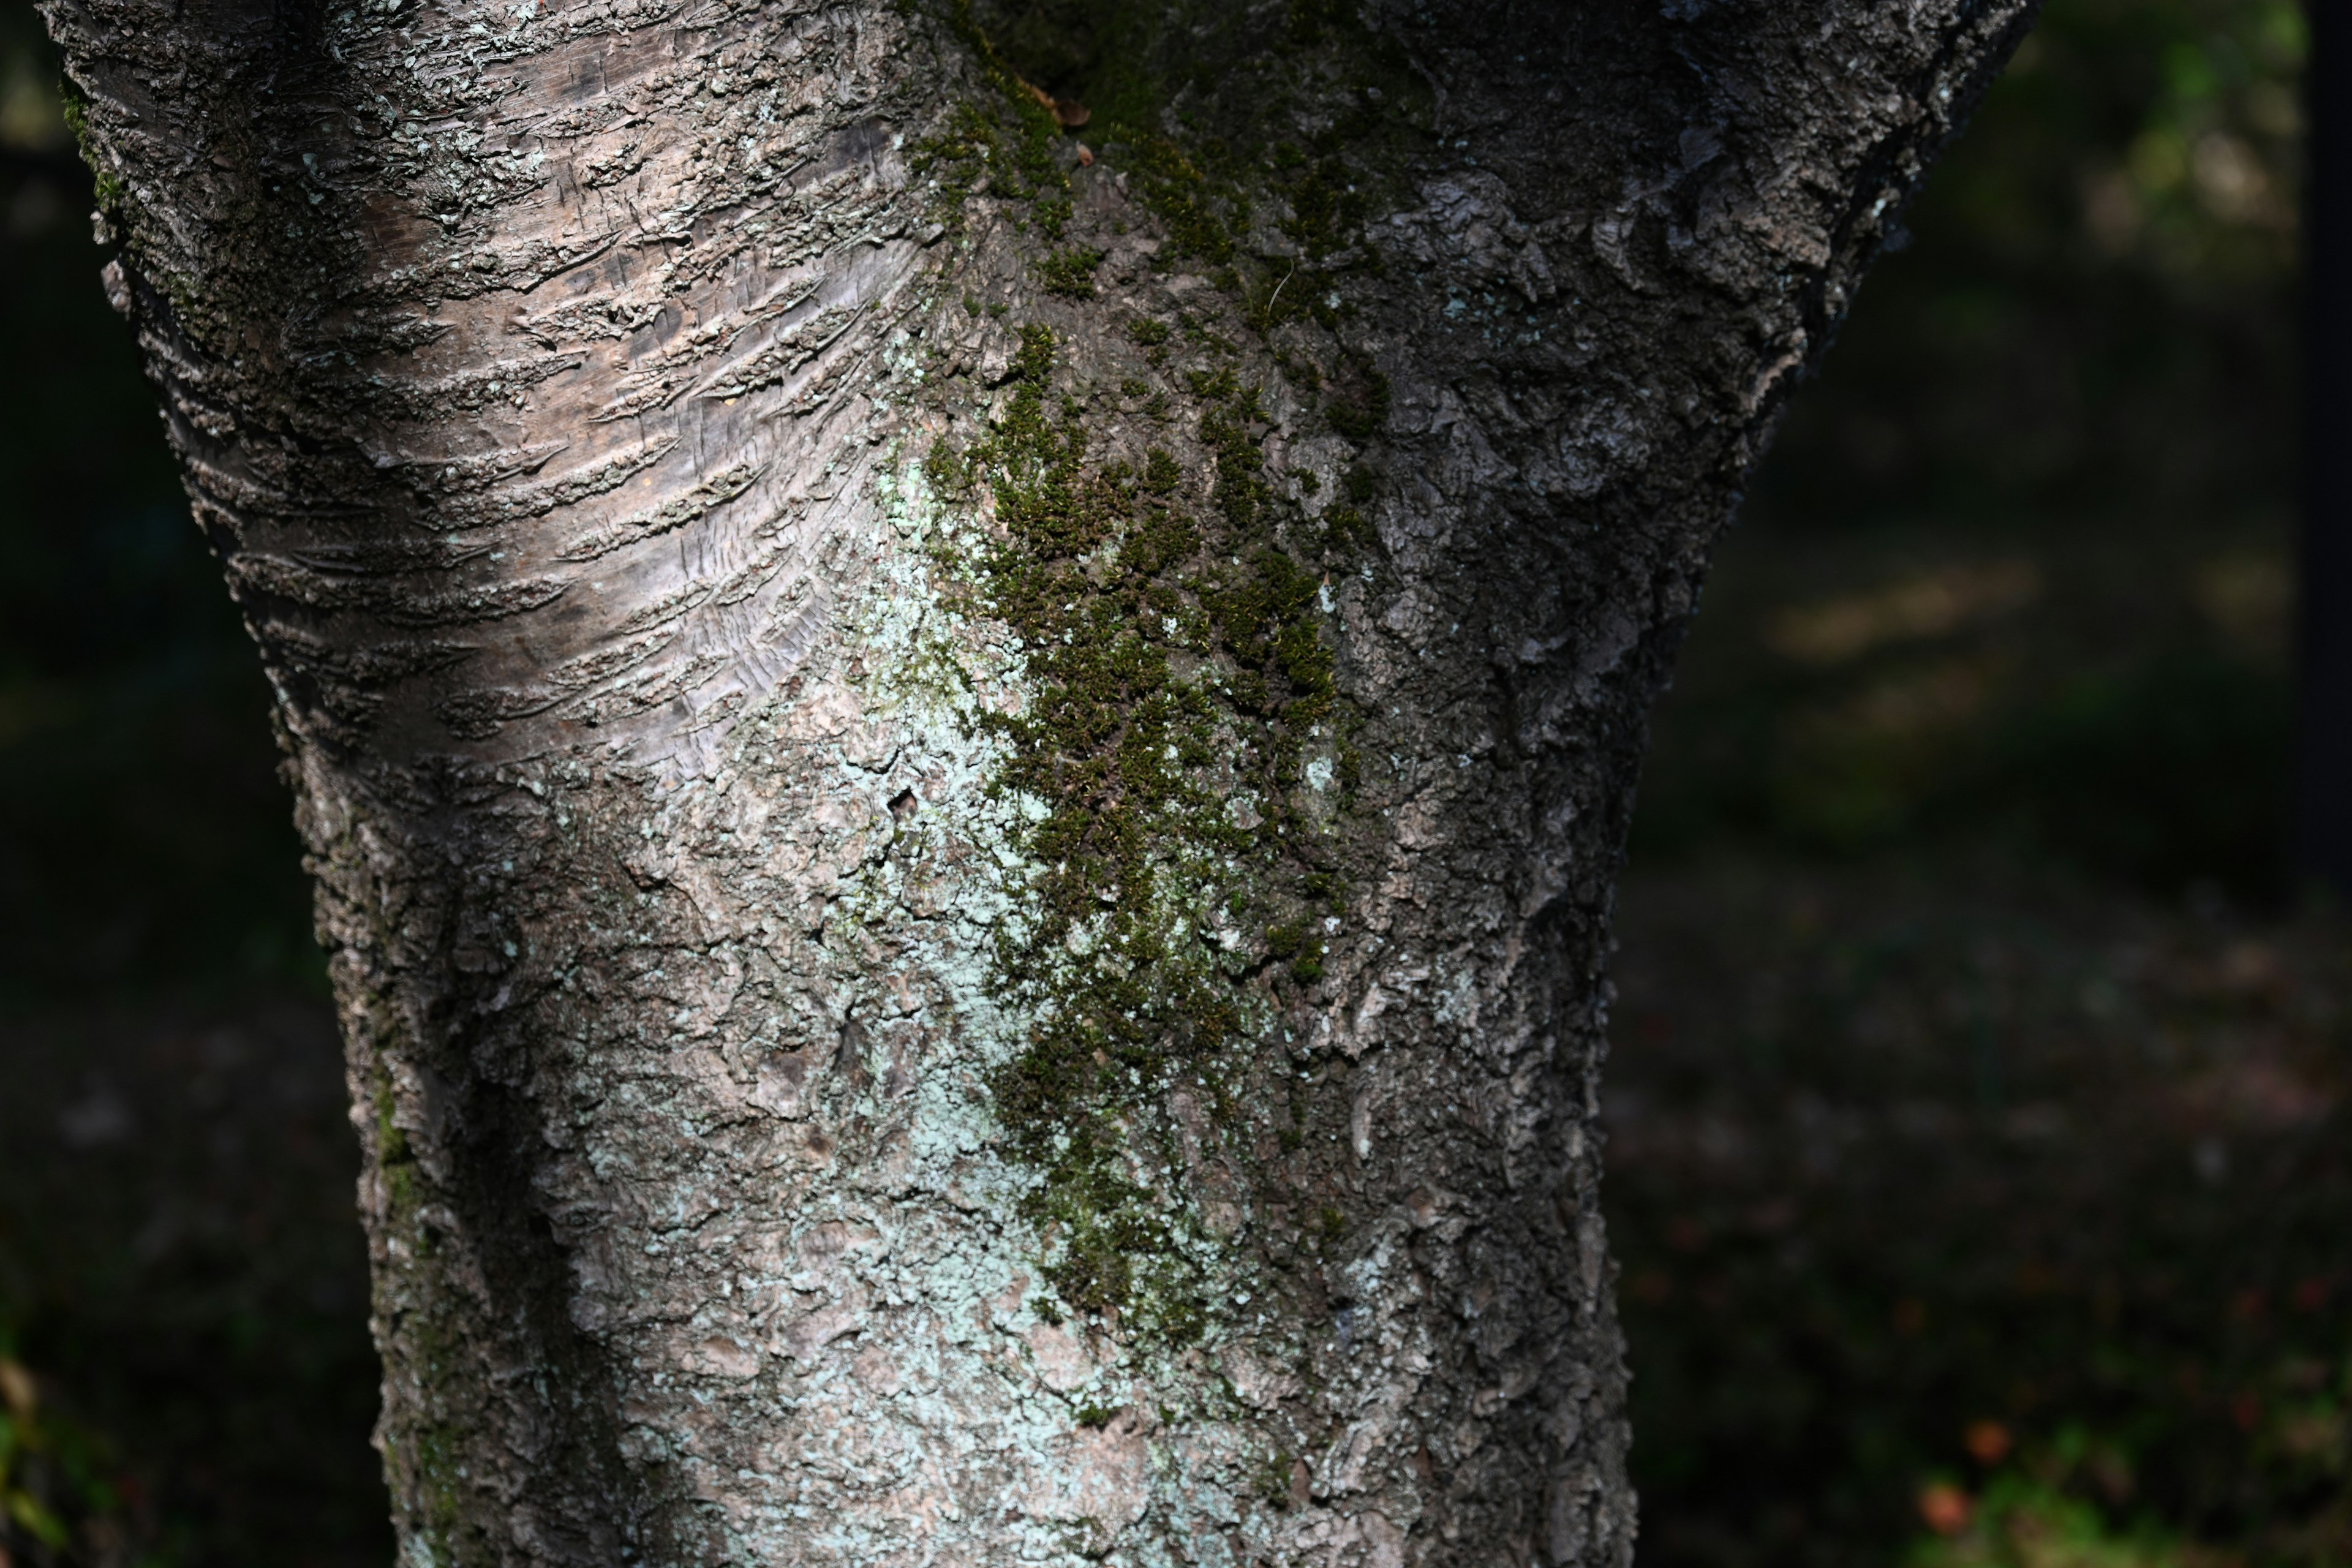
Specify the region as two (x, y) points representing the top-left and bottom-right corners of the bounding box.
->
(372, 1079), (426, 1218)
(1252, 1447), (1302, 1507)
(916, 1), (1085, 239)
(1118, 135), (1241, 268)
(1036, 245), (1106, 298)
(411, 1425), (465, 1534)
(1323, 358), (1392, 444)
(940, 326), (1354, 1340)
(959, 0), (1430, 329)
(57, 81), (126, 215)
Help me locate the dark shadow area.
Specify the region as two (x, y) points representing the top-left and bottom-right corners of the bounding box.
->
(1610, 1), (2346, 1564)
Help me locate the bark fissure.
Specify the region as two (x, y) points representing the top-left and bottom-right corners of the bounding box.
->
(40, 0), (2037, 1561)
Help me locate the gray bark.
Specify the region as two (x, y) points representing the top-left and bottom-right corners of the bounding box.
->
(37, 1), (2034, 1563)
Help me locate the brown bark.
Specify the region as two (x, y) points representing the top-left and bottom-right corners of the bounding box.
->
(37, 0), (2037, 1562)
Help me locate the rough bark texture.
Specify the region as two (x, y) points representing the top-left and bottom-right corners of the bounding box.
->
(39, 1), (2034, 1563)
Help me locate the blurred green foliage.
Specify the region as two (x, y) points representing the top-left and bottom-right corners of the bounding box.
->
(1907, 1475), (2195, 1568)
(0, 1342), (137, 1566)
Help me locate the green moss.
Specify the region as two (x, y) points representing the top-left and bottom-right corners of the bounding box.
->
(1120, 136), (1241, 265)
(937, 327), (1363, 1340)
(924, 436), (972, 499)
(910, 102), (1006, 233)
(1036, 245), (1106, 298)
(369, 1073), (433, 1258)
(914, 4), (1080, 236)
(407, 1423), (466, 1544)
(956, 0), (1431, 318)
(1319, 503), (1378, 555)
(1253, 1447), (1300, 1507)
(58, 82), (125, 216)
(917, 2), (1423, 1346)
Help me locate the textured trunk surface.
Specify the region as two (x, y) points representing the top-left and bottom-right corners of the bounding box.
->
(41, 1), (2032, 1562)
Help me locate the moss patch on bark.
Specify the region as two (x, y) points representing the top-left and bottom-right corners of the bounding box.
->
(914, 0), (1429, 1344)
(933, 322), (1361, 1339)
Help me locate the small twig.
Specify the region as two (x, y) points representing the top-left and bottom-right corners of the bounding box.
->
(1266, 260), (1299, 317)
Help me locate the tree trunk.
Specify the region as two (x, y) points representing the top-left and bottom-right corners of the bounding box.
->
(39, 1), (2033, 1562)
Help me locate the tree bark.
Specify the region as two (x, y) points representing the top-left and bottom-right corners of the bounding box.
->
(39, 0), (2034, 1562)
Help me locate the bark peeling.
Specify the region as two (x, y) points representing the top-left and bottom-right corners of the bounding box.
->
(39, 0), (2037, 1562)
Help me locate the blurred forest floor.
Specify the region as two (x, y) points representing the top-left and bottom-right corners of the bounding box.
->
(0, 0), (2338, 1565)
(1613, 1), (2346, 1565)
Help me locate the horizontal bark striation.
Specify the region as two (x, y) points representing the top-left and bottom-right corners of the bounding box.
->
(60, 0), (939, 771)
(41, 0), (2035, 1564)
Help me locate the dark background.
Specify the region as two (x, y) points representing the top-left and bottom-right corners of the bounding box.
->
(0, 0), (2337, 1563)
